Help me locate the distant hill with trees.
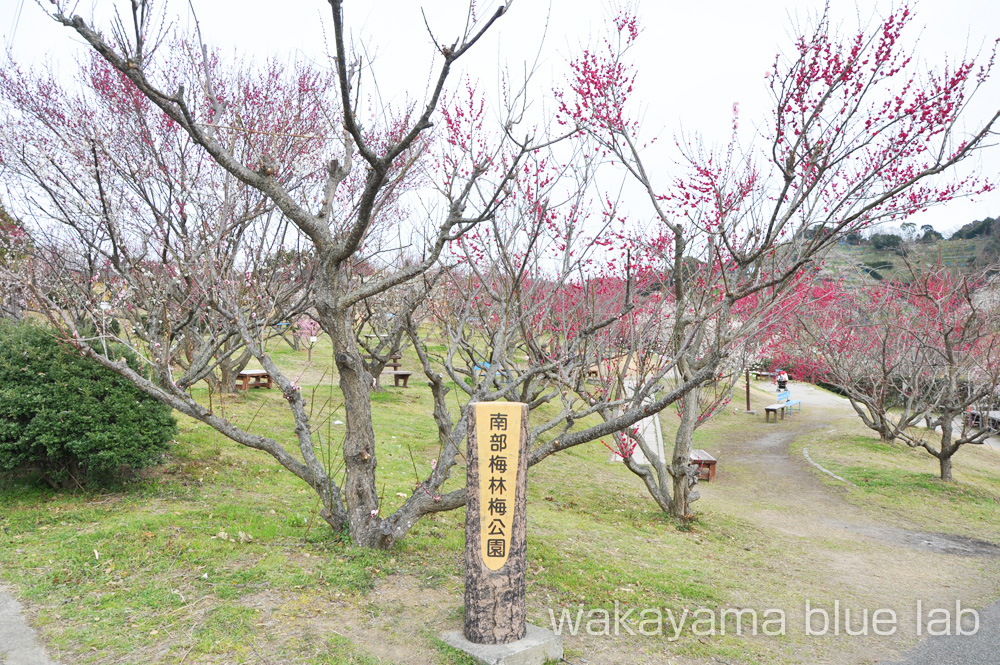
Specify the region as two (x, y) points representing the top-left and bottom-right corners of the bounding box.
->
(949, 217), (1000, 267)
(950, 216), (998, 240)
(819, 217), (999, 282)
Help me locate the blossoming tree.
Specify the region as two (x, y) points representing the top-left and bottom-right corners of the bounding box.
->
(2, 0), (556, 548)
(554, 4), (1000, 513)
(775, 267), (1000, 480)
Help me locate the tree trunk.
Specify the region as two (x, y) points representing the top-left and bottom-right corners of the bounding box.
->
(366, 356), (387, 393)
(670, 389), (700, 518)
(878, 424), (895, 442)
(939, 454), (954, 482)
(218, 346), (252, 394)
(318, 271), (386, 548)
(939, 418), (955, 482)
(849, 398), (895, 442)
(218, 362), (238, 394)
(623, 454), (672, 514)
(218, 366), (236, 393)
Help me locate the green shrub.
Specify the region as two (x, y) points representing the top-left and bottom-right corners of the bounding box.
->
(869, 233), (902, 250)
(0, 321), (176, 487)
(863, 259), (894, 272)
(860, 259), (893, 280)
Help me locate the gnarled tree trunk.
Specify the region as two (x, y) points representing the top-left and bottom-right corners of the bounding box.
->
(317, 269), (386, 547)
(670, 388), (701, 518)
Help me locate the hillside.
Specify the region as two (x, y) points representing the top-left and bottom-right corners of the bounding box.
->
(819, 238), (984, 283)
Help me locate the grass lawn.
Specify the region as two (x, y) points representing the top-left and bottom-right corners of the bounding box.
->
(2, 342), (1000, 664)
(793, 428), (1000, 544)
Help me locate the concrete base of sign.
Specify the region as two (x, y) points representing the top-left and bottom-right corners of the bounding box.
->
(742, 410), (758, 415)
(440, 624), (563, 665)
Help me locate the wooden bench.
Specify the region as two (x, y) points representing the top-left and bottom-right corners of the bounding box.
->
(764, 390), (801, 423)
(237, 369), (273, 391)
(365, 353), (403, 370)
(691, 449), (717, 482)
(382, 370), (413, 388)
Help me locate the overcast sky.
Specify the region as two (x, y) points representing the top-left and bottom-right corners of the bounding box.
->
(3, 0), (999, 235)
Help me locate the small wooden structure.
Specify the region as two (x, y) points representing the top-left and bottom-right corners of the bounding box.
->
(364, 353), (403, 371)
(383, 370), (413, 387)
(362, 352), (410, 387)
(237, 369), (273, 391)
(690, 449), (717, 482)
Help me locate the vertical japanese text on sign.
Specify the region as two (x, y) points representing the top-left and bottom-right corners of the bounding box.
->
(475, 402), (522, 570)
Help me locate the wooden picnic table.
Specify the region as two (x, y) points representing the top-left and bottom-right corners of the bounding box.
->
(237, 369), (273, 391)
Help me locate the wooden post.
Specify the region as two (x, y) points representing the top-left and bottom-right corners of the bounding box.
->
(464, 402), (529, 644)
(746, 368), (751, 412)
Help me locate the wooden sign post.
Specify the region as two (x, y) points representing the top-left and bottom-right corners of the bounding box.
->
(464, 401), (529, 644)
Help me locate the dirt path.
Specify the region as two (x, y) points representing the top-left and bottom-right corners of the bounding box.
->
(701, 382), (1000, 664)
(724, 384), (999, 555)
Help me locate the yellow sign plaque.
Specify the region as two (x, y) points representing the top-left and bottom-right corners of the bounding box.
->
(475, 401), (522, 571)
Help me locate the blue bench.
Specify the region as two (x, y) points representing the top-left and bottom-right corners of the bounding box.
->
(473, 361), (509, 384)
(765, 390), (801, 423)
